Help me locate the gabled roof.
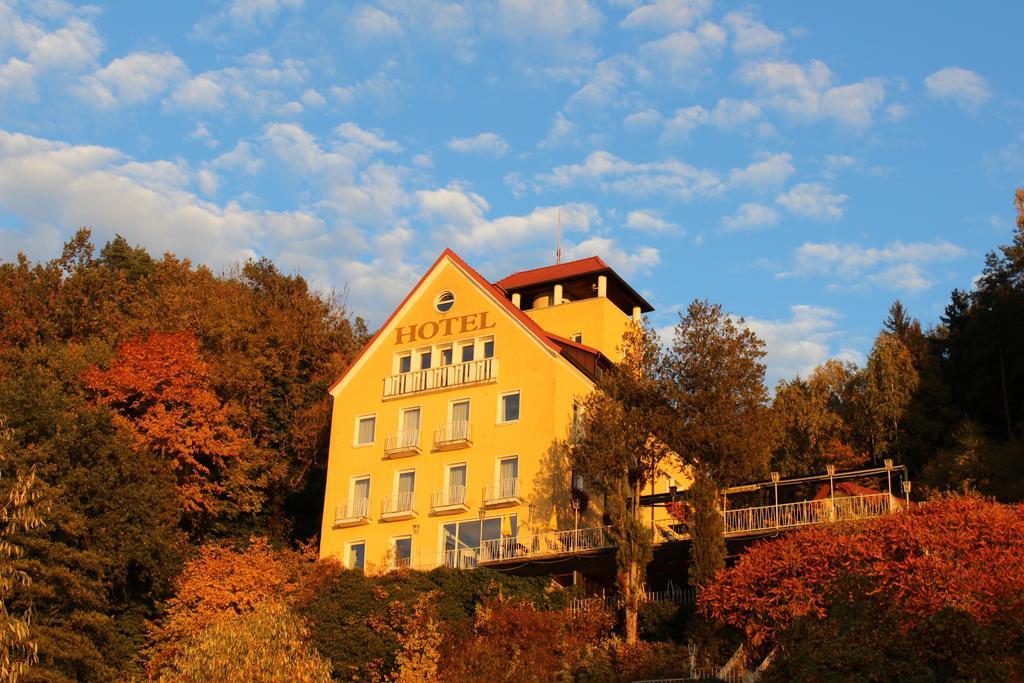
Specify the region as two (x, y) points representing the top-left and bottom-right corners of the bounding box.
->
(495, 256), (654, 313)
(327, 249), (600, 396)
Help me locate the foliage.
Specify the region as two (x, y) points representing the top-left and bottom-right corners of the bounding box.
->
(299, 566), (560, 680)
(83, 331), (252, 521)
(762, 577), (1020, 682)
(436, 597), (613, 682)
(662, 299), (773, 485)
(570, 320), (667, 643)
(146, 537), (305, 675)
(687, 470), (725, 589)
(700, 495), (1024, 656)
(157, 599), (332, 683)
(0, 418), (43, 683)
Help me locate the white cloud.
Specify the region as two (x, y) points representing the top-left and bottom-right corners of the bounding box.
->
(924, 67), (991, 112)
(620, 0), (710, 32)
(188, 123), (219, 149)
(723, 11), (784, 55)
(348, 4), (403, 41)
(192, 0), (304, 41)
(447, 132), (511, 158)
(744, 305), (858, 387)
(496, 0), (603, 63)
(300, 88), (326, 107)
(624, 108), (662, 128)
(729, 152), (794, 189)
(74, 52), (188, 108)
(534, 150), (724, 200)
(738, 59), (886, 128)
(638, 23), (725, 81)
(661, 98), (762, 141)
(720, 202), (779, 232)
(885, 103), (910, 122)
(775, 182), (848, 220)
(625, 209), (681, 235)
(661, 105), (708, 140)
(538, 111), (577, 149)
(210, 140), (264, 174)
(0, 8), (103, 100)
(563, 236), (660, 277)
(164, 50), (309, 115)
(778, 239), (968, 292)
(0, 58), (35, 100)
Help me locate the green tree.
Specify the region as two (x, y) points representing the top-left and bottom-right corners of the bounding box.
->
(570, 321), (669, 644)
(0, 417), (43, 683)
(661, 301), (773, 589)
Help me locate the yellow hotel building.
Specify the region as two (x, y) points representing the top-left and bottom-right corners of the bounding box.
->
(319, 249), (672, 572)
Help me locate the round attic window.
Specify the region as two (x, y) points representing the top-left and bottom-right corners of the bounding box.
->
(435, 291), (456, 313)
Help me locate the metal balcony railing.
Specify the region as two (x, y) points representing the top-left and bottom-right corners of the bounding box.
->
(383, 358), (498, 398)
(381, 491), (416, 517)
(334, 498), (370, 524)
(434, 421), (471, 449)
(431, 486), (467, 509)
(384, 430), (420, 456)
(483, 477), (519, 504)
(721, 492), (896, 536)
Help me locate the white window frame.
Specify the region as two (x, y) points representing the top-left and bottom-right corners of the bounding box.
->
(481, 336), (495, 359)
(417, 347), (433, 370)
(448, 397), (471, 423)
(396, 352), (413, 374)
(497, 390), (521, 424)
(571, 332), (582, 343)
(399, 406), (422, 432)
(445, 461), (467, 488)
(393, 468), (416, 495)
(459, 340), (475, 364)
(348, 474), (371, 501)
(494, 454), (519, 483)
(345, 540), (367, 570)
(353, 413), (376, 447)
(438, 343), (454, 366)
(391, 534), (413, 568)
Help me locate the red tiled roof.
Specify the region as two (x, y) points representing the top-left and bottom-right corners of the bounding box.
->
(495, 256), (611, 290)
(327, 249), (593, 395)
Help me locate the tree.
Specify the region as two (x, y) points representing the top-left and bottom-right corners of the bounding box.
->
(570, 321), (670, 643)
(863, 332), (919, 461)
(686, 470), (725, 588)
(157, 600), (332, 683)
(661, 301), (773, 589)
(700, 494), (1024, 656)
(83, 331), (253, 523)
(0, 418), (43, 683)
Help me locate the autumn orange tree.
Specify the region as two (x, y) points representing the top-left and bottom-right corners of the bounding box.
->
(700, 495), (1024, 676)
(83, 331), (253, 521)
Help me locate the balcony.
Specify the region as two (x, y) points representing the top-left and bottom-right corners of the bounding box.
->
(433, 421), (471, 450)
(334, 498), (370, 527)
(483, 478), (521, 507)
(381, 492), (417, 521)
(383, 358), (498, 399)
(384, 430), (421, 458)
(431, 486), (469, 514)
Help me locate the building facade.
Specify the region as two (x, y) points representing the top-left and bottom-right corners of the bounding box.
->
(319, 249), (680, 572)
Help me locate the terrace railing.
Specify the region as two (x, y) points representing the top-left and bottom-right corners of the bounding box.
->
(383, 358), (497, 398)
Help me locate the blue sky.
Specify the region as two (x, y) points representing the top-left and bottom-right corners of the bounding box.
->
(1, 0), (1022, 386)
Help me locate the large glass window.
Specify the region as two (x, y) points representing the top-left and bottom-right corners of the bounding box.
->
(393, 537), (412, 568)
(442, 515), (518, 566)
(500, 392), (520, 423)
(348, 542), (365, 570)
(356, 416), (376, 445)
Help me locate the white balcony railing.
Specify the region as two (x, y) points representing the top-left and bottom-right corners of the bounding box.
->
(384, 430), (421, 457)
(381, 491), (416, 518)
(431, 486), (468, 510)
(434, 421), (471, 449)
(721, 492), (896, 536)
(383, 358), (498, 398)
(483, 478), (520, 505)
(334, 498), (370, 525)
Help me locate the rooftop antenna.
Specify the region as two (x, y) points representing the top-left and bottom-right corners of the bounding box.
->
(556, 208), (562, 264)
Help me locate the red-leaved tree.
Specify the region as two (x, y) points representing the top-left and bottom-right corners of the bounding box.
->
(700, 495), (1024, 649)
(83, 331), (248, 516)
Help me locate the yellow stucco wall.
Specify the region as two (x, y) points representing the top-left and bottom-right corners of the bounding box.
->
(524, 296), (633, 363)
(319, 256), (596, 570)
